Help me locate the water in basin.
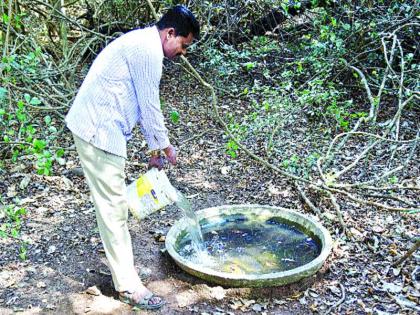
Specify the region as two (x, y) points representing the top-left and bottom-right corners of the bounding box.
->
(175, 213), (321, 275)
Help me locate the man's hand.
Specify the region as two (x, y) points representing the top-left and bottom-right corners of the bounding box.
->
(148, 155), (165, 170)
(163, 145), (177, 165)
(148, 145), (177, 170)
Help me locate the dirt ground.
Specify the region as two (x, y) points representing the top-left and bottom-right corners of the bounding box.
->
(0, 66), (419, 315)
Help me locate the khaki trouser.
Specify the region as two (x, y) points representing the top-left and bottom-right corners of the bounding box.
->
(73, 134), (142, 292)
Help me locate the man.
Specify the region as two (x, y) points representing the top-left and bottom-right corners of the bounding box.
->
(65, 5), (199, 310)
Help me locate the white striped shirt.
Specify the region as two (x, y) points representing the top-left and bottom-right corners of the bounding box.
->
(65, 26), (169, 158)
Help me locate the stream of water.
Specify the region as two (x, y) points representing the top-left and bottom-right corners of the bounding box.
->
(175, 190), (207, 257)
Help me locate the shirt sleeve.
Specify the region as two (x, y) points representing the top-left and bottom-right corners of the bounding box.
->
(127, 45), (170, 151)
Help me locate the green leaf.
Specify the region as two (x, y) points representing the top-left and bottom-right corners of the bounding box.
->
(24, 93), (31, 103)
(407, 209), (419, 214)
(15, 208), (26, 216)
(342, 23), (350, 30)
(30, 97), (41, 105)
(244, 62), (255, 71)
(11, 228), (19, 238)
(160, 98), (166, 110)
(44, 115), (52, 125)
(43, 150), (52, 158)
(33, 139), (46, 151)
(170, 110), (180, 124)
(19, 244), (27, 261)
(56, 148), (65, 157)
(2, 13), (9, 24)
(0, 87), (7, 101)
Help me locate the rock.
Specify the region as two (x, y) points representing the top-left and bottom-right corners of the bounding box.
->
(382, 282), (402, 293)
(221, 166), (230, 175)
(349, 227), (364, 239)
(68, 167), (84, 176)
(7, 184), (17, 197)
(323, 212), (336, 221)
(37, 281), (47, 288)
(268, 185), (281, 195)
(372, 225), (385, 233)
(19, 175), (31, 190)
(61, 176), (73, 190)
(412, 266), (420, 290)
(394, 294), (420, 311)
(209, 286), (225, 300)
(47, 245), (56, 254)
(252, 304), (262, 312)
(156, 235), (166, 242)
(86, 286), (101, 296)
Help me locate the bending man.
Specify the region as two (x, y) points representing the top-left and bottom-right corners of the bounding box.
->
(65, 5), (199, 310)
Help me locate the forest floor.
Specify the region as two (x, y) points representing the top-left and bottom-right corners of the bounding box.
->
(0, 64), (419, 315)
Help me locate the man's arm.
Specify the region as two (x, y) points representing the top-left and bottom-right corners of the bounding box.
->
(127, 43), (176, 168)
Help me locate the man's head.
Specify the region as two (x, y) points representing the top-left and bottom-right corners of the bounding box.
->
(157, 5), (200, 59)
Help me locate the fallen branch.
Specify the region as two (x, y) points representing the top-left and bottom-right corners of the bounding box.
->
(325, 191), (347, 235)
(392, 239), (420, 267)
(179, 129), (219, 148)
(294, 183), (322, 216)
(344, 61), (376, 120)
(327, 187), (419, 212)
(325, 283), (346, 314)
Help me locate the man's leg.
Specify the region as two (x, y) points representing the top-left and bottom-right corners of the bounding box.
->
(72, 134), (142, 292)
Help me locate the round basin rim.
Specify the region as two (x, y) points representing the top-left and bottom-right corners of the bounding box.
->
(165, 204), (333, 283)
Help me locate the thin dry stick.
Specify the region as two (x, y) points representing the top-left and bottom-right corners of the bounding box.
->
(375, 35), (397, 121)
(345, 62), (376, 120)
(295, 183), (322, 216)
(355, 184), (420, 191)
(327, 187), (419, 212)
(2, 0), (13, 59)
(333, 165), (404, 189)
(29, 0), (108, 38)
(361, 193), (418, 208)
(179, 129), (218, 148)
(325, 283), (346, 314)
(389, 22), (420, 36)
(392, 239), (420, 267)
(394, 38), (405, 140)
(325, 191), (346, 234)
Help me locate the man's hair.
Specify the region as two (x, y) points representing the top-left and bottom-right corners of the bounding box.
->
(156, 5), (200, 39)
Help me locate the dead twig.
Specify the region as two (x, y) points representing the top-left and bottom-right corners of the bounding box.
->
(327, 187), (419, 212)
(294, 183), (322, 216)
(179, 129), (218, 148)
(325, 283), (346, 314)
(325, 191), (347, 235)
(2, 0), (13, 59)
(392, 239), (420, 267)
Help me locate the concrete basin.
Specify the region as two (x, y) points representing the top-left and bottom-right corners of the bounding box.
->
(165, 205), (333, 287)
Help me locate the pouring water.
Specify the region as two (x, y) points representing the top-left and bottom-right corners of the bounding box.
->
(174, 190), (215, 264)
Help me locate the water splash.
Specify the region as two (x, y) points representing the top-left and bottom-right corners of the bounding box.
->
(174, 190), (206, 254)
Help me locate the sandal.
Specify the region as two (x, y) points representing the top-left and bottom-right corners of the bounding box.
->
(119, 290), (165, 310)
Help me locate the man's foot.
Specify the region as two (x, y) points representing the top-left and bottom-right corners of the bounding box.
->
(119, 287), (165, 310)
